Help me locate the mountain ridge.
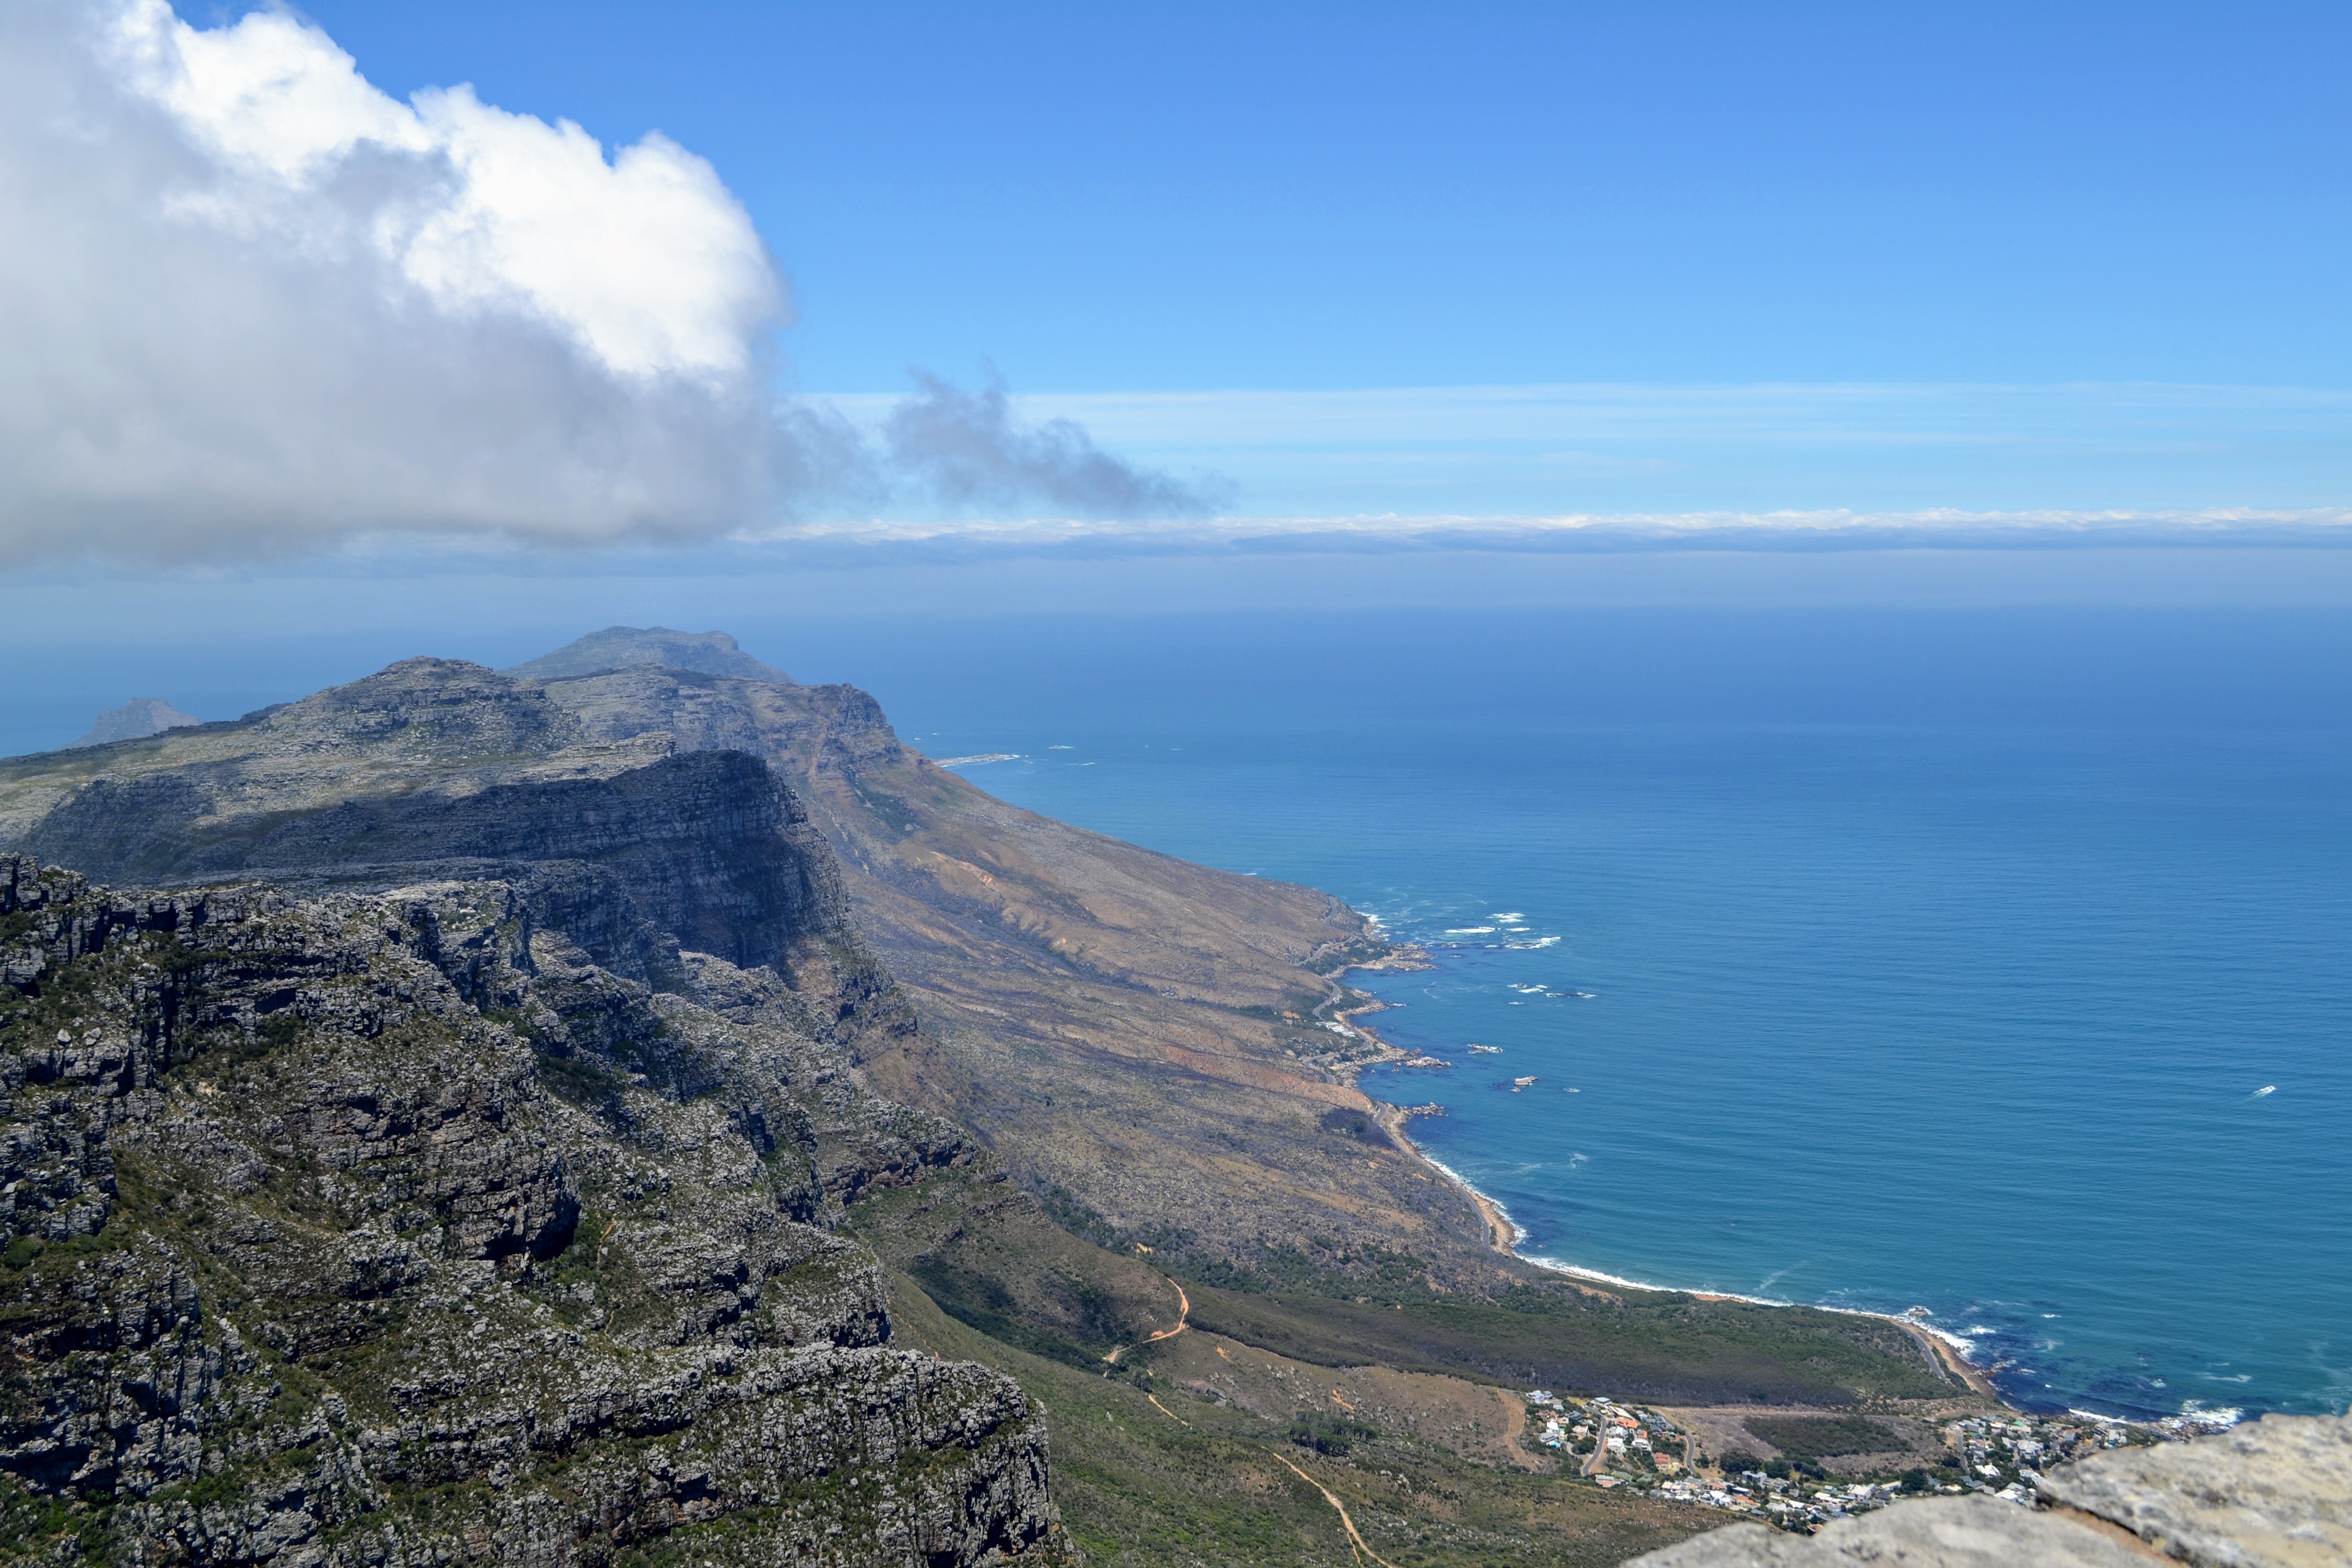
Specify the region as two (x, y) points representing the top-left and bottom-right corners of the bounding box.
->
(502, 627), (794, 685)
(0, 634), (1985, 1566)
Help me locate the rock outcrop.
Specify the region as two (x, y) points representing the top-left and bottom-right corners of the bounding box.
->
(2037, 1413), (2352, 1567)
(0, 865), (1058, 1561)
(2, 659), (907, 1050)
(0, 856), (1061, 1565)
(1623, 1413), (2352, 1567)
(1622, 1493), (2159, 1565)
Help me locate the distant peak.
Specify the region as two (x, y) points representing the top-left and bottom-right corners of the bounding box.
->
(502, 627), (792, 684)
(69, 697), (203, 749)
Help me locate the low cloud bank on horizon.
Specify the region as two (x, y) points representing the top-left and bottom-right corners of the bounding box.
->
(739, 505), (2352, 567)
(0, 0), (1217, 567)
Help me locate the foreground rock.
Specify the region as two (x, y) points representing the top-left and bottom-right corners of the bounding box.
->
(2038, 1413), (2352, 1567)
(0, 857), (1064, 1565)
(1624, 1413), (2352, 1567)
(1625, 1492), (2158, 1565)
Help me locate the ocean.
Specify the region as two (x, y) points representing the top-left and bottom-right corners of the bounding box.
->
(795, 604), (2352, 1423)
(6, 600), (2348, 1420)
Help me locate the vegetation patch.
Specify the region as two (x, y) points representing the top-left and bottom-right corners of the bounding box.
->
(1286, 1410), (1379, 1457)
(1185, 1285), (1950, 1406)
(1743, 1414), (1907, 1459)
(1317, 1107), (1385, 1144)
(879, 1265), (1716, 1567)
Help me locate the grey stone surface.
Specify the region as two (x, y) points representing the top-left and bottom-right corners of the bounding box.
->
(2038, 1413), (2352, 1567)
(1622, 1522), (1837, 1566)
(1626, 1495), (2160, 1567)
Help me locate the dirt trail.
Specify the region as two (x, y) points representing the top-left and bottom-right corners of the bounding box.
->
(1273, 1451), (1405, 1568)
(1494, 1388), (1542, 1471)
(1104, 1275), (1191, 1364)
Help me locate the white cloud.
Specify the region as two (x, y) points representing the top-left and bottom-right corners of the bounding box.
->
(0, 0), (1220, 567)
(0, 0), (801, 564)
(100, 0), (778, 379)
(109, 1), (428, 183)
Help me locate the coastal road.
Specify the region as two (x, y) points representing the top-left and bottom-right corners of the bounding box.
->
(1898, 1320), (2003, 1400)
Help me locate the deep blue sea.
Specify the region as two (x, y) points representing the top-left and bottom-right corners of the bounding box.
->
(6, 603), (2349, 1420)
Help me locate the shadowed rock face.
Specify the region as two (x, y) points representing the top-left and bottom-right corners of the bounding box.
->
(1, 659), (897, 1032)
(0, 857), (1059, 1565)
(22, 750), (845, 983)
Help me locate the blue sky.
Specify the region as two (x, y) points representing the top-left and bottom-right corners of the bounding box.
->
(258, 0), (2352, 525)
(296, 1), (2349, 396)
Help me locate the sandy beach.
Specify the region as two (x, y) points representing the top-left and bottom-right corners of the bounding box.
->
(1370, 1099), (2012, 1406)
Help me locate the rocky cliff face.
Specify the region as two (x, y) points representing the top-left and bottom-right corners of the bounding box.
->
(24, 749), (853, 994)
(530, 663), (1496, 1291)
(1, 653), (1445, 1297)
(1, 659), (905, 1052)
(0, 855), (1064, 1565)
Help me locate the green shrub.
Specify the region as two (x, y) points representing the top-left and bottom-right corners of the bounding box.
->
(1287, 1411), (1378, 1457)
(1744, 1414), (1903, 1460)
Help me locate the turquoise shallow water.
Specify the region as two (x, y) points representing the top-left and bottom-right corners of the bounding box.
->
(803, 607), (2352, 1422)
(7, 604), (2349, 1419)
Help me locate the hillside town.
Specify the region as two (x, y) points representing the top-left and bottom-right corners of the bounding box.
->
(1524, 1391), (2231, 1535)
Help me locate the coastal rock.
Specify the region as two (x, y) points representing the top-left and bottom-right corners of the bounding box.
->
(2036, 1412), (2352, 1567)
(1623, 1494), (2162, 1566)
